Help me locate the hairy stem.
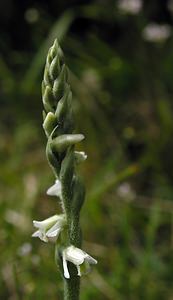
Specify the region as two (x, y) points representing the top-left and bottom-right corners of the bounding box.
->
(64, 276), (80, 300)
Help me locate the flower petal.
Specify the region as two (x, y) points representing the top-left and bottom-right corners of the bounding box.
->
(85, 255), (97, 265)
(32, 230), (48, 242)
(46, 223), (62, 242)
(47, 179), (62, 198)
(65, 246), (85, 265)
(33, 215), (59, 229)
(32, 230), (40, 238)
(77, 265), (81, 276)
(63, 252), (70, 279)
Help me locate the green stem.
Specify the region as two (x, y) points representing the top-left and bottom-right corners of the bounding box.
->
(64, 276), (80, 300)
(63, 217), (81, 299)
(69, 216), (81, 246)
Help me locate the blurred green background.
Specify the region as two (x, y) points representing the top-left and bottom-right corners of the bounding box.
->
(1, 0), (173, 299)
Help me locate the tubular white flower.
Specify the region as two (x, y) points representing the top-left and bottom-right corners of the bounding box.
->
(32, 214), (66, 243)
(62, 245), (97, 279)
(47, 179), (62, 199)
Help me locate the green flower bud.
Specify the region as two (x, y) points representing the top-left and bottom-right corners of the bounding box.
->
(55, 86), (71, 120)
(49, 55), (61, 80)
(50, 39), (58, 60)
(52, 134), (84, 153)
(43, 66), (51, 86)
(43, 112), (57, 137)
(53, 65), (68, 100)
(42, 85), (55, 112)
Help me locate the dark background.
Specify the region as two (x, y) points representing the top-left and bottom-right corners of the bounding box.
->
(1, 0), (173, 299)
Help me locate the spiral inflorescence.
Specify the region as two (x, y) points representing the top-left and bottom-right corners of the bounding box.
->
(32, 40), (97, 299)
(42, 39), (86, 248)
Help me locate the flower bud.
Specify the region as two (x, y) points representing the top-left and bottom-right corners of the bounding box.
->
(55, 86), (71, 120)
(53, 65), (68, 100)
(43, 86), (55, 112)
(52, 134), (84, 153)
(43, 112), (57, 137)
(49, 55), (60, 80)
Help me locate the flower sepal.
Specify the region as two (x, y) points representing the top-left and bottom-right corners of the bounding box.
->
(47, 179), (62, 199)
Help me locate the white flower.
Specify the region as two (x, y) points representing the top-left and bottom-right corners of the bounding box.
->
(32, 214), (66, 243)
(74, 151), (87, 163)
(62, 245), (97, 279)
(117, 182), (135, 200)
(117, 0), (142, 15)
(47, 179), (62, 199)
(142, 23), (171, 43)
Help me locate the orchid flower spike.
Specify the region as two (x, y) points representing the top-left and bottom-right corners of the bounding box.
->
(32, 214), (66, 243)
(33, 40), (97, 298)
(47, 179), (62, 199)
(62, 245), (97, 279)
